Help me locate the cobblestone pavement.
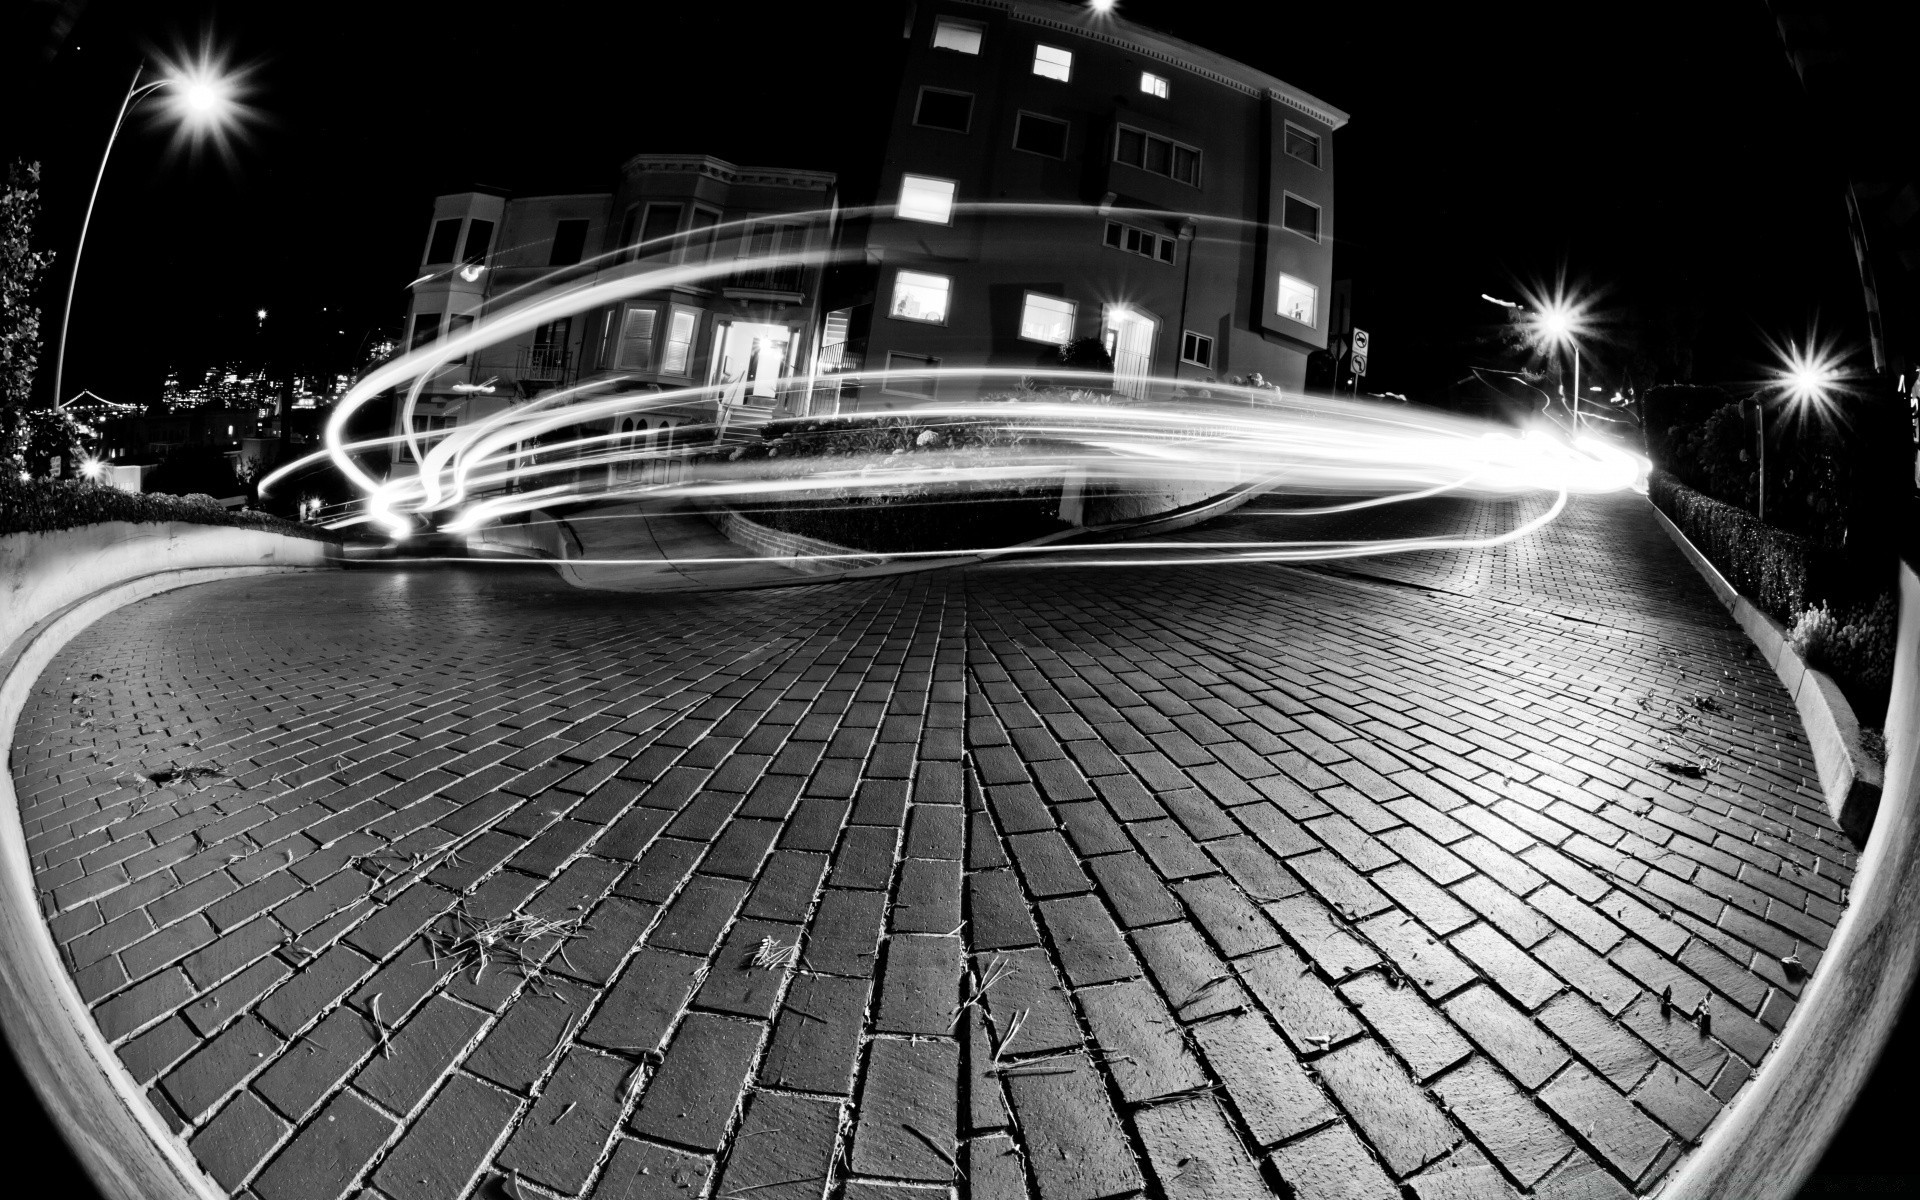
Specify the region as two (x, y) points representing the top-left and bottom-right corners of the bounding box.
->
(10, 490), (1853, 1200)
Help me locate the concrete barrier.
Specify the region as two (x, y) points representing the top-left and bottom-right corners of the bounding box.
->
(1664, 557), (1919, 1198)
(0, 522), (338, 1200)
(1648, 502), (1884, 841)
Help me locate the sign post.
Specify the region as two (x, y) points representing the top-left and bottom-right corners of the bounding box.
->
(1351, 328), (1370, 395)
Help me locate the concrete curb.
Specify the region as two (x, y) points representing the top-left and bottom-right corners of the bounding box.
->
(0, 527), (338, 1200)
(1661, 557), (1920, 1198)
(1647, 499), (1884, 842)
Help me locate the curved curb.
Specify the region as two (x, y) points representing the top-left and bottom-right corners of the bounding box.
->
(1646, 500), (1883, 842)
(1661, 559), (1920, 1198)
(1, 542), (337, 1200)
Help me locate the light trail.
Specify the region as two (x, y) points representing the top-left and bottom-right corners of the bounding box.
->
(262, 199), (1649, 572)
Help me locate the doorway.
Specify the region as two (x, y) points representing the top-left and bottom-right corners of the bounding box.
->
(1103, 306), (1158, 401)
(708, 321), (795, 408)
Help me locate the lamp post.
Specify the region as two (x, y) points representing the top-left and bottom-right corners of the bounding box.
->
(1482, 293), (1587, 432)
(51, 58), (238, 413)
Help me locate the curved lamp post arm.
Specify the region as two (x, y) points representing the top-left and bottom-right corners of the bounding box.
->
(50, 66), (167, 413)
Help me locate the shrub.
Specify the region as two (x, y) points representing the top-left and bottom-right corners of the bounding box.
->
(1790, 593), (1897, 721)
(1648, 469), (1821, 621)
(1643, 384), (1733, 470)
(0, 476), (339, 542)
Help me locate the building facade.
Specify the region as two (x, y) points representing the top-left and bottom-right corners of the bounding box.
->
(389, 0), (1342, 480)
(394, 157), (837, 477)
(825, 0), (1347, 410)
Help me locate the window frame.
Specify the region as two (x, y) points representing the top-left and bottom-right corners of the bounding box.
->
(1012, 111), (1071, 160)
(1276, 273), (1318, 328)
(615, 303), (663, 370)
(661, 307), (699, 377)
(1018, 291), (1077, 346)
(425, 218), (462, 266)
(931, 16), (984, 53)
(896, 173), (958, 225)
(1283, 121), (1322, 168)
(685, 206), (723, 264)
(1180, 330), (1214, 369)
(882, 350), (942, 399)
(1111, 123), (1203, 188)
(1102, 220), (1176, 265)
(1032, 43), (1073, 81)
(638, 203), (684, 259)
(913, 86), (975, 134)
(549, 219), (590, 267)
(1139, 71), (1170, 99)
(887, 269), (953, 326)
(1281, 192), (1322, 243)
(460, 219), (494, 265)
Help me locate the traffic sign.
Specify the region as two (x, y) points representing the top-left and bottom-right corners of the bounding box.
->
(1352, 328), (1370, 355)
(1352, 353), (1368, 376)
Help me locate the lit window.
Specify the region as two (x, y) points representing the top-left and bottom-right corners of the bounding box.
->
(1020, 293), (1076, 344)
(897, 174), (957, 224)
(1140, 71), (1169, 98)
(1113, 125), (1201, 186)
(889, 270), (951, 324)
(932, 17), (983, 53)
(662, 310), (697, 375)
(915, 88), (974, 132)
(1033, 44), (1072, 81)
(1013, 112), (1069, 159)
(1284, 123), (1321, 167)
(1282, 194), (1321, 241)
(1277, 274), (1317, 327)
(1180, 331), (1213, 368)
(618, 307), (658, 368)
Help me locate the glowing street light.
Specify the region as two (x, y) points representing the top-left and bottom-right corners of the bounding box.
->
(50, 51), (245, 415)
(1485, 291), (1591, 431)
(1775, 341), (1843, 412)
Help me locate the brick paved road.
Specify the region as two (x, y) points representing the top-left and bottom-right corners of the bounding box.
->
(10, 490), (1852, 1200)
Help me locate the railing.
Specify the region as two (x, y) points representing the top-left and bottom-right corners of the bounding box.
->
(726, 262), (805, 296)
(516, 345), (573, 381)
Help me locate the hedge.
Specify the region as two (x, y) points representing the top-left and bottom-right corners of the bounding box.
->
(1647, 469), (1824, 624)
(0, 477), (340, 543)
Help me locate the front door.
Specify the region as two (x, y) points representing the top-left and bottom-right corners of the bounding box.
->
(1103, 306), (1158, 401)
(708, 321), (794, 408)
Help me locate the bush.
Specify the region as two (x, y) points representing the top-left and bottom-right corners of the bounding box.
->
(1790, 593), (1897, 720)
(0, 476), (338, 542)
(1649, 469), (1828, 621)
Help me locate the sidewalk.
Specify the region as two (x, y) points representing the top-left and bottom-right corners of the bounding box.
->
(9, 489), (1850, 1199)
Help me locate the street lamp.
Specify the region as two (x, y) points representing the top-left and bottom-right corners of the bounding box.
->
(1483, 292), (1590, 432)
(50, 55), (241, 414)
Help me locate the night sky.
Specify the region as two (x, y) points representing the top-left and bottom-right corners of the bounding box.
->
(2, 0), (1883, 409)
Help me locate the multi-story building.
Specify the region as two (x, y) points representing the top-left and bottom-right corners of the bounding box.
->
(389, 0), (1342, 480)
(394, 156), (837, 478)
(823, 0), (1347, 410)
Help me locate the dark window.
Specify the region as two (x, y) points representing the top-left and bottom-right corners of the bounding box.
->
(1282, 195), (1321, 241)
(687, 208), (721, 261)
(1284, 123), (1322, 167)
(425, 218), (461, 265)
(1103, 221), (1173, 264)
(640, 204), (681, 255)
(461, 219), (494, 264)
(549, 219), (589, 266)
(411, 311), (442, 348)
(1013, 112), (1069, 159)
(915, 88), (974, 132)
(1113, 125), (1202, 187)
(1181, 331), (1213, 368)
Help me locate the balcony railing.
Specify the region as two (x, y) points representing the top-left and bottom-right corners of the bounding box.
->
(725, 262), (805, 298)
(516, 345), (573, 381)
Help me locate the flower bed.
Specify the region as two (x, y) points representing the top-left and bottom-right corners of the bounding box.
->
(0, 477), (339, 543)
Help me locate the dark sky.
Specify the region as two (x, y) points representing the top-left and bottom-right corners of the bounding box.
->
(2, 0), (1884, 407)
